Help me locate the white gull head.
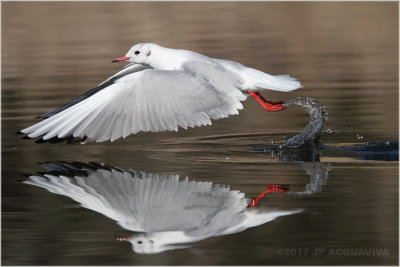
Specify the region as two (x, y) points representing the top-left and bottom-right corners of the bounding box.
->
(124, 43), (156, 65)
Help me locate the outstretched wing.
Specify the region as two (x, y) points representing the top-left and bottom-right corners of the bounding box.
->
(25, 162), (247, 233)
(39, 63), (152, 119)
(21, 66), (244, 143)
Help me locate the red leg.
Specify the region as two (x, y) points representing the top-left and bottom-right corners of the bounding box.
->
(248, 184), (289, 207)
(249, 92), (287, 112)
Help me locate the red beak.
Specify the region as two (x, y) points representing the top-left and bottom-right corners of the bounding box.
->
(111, 56), (131, 63)
(116, 236), (132, 242)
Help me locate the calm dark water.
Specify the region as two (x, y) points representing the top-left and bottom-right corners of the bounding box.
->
(2, 2), (398, 265)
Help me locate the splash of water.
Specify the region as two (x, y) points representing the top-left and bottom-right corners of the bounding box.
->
(280, 97), (328, 148)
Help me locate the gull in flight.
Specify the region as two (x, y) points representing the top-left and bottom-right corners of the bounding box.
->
(19, 43), (302, 143)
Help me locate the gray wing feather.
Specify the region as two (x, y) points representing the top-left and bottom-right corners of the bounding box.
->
(22, 65), (245, 142)
(38, 64), (151, 118)
(25, 163), (247, 233)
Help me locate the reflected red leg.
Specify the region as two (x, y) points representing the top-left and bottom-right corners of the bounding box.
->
(249, 92), (287, 112)
(248, 184), (289, 207)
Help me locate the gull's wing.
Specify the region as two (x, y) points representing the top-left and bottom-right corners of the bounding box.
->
(20, 65), (245, 143)
(25, 162), (247, 233)
(38, 64), (152, 119)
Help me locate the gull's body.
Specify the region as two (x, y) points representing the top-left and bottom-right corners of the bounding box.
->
(25, 162), (301, 254)
(20, 43), (302, 143)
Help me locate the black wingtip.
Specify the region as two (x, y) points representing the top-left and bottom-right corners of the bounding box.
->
(34, 135), (87, 144)
(88, 162), (113, 171)
(67, 135), (87, 144)
(16, 131), (24, 135)
(36, 113), (51, 119)
(35, 137), (64, 144)
(23, 135), (31, 139)
(35, 138), (47, 144)
(29, 161), (126, 179)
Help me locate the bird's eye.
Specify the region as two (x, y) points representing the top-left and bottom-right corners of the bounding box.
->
(137, 240), (143, 244)
(135, 51), (140, 55)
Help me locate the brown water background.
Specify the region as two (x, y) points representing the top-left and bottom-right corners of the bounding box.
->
(2, 2), (398, 265)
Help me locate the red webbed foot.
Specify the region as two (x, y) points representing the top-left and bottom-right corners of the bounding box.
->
(249, 92), (287, 112)
(248, 184), (289, 207)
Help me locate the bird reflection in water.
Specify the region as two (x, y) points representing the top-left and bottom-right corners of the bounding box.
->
(25, 162), (302, 254)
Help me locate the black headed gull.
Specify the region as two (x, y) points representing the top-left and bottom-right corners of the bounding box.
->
(25, 162), (301, 254)
(20, 43), (302, 143)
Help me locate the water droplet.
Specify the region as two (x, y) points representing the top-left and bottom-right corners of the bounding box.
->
(385, 141), (390, 145)
(327, 128), (332, 134)
(270, 140), (274, 144)
(356, 134), (364, 140)
(225, 157), (230, 160)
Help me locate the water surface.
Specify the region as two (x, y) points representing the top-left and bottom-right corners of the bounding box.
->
(2, 2), (398, 265)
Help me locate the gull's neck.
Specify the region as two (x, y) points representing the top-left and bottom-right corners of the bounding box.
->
(149, 45), (187, 70)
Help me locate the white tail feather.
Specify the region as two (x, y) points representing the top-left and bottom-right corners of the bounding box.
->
(242, 68), (302, 92)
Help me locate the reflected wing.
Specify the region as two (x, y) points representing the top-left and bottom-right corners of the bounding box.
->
(21, 66), (244, 143)
(25, 163), (247, 233)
